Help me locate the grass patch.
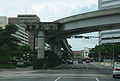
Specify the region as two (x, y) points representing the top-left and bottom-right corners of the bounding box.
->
(16, 62), (32, 68)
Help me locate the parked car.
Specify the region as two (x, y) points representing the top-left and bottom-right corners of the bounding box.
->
(85, 60), (91, 63)
(78, 59), (83, 63)
(68, 60), (73, 64)
(113, 64), (120, 78)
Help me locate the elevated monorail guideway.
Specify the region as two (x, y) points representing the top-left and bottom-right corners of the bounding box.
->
(55, 7), (120, 36)
(26, 7), (120, 60)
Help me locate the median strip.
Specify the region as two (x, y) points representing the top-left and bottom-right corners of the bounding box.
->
(91, 63), (103, 69)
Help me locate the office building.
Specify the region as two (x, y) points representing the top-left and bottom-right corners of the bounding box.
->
(0, 16), (29, 45)
(98, 0), (120, 44)
(8, 15), (40, 48)
(73, 51), (83, 59)
(98, 0), (120, 10)
(0, 16), (7, 29)
(83, 47), (92, 58)
(12, 24), (29, 45)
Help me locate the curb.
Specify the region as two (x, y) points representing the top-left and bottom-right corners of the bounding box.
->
(96, 62), (113, 67)
(51, 64), (65, 69)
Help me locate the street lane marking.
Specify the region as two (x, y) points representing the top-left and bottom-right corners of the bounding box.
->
(71, 65), (73, 69)
(95, 77), (100, 81)
(54, 77), (61, 81)
(64, 77), (94, 79)
(91, 63), (103, 69)
(83, 63), (88, 70)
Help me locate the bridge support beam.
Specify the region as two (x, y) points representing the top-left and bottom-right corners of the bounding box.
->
(38, 31), (45, 59)
(49, 39), (62, 58)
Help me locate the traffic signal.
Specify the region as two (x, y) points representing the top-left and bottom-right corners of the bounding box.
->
(74, 36), (83, 38)
(84, 36), (91, 39)
(66, 36), (73, 39)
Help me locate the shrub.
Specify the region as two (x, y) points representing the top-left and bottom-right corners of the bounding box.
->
(33, 59), (46, 69)
(45, 50), (62, 68)
(33, 50), (63, 69)
(16, 62), (32, 68)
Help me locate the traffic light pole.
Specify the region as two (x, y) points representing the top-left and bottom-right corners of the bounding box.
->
(33, 35), (36, 64)
(98, 31), (101, 62)
(113, 36), (115, 67)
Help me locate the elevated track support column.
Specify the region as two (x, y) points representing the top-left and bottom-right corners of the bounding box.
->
(38, 31), (45, 59)
(26, 22), (59, 58)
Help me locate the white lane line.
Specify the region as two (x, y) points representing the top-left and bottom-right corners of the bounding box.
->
(83, 62), (88, 70)
(95, 77), (100, 81)
(71, 65), (73, 69)
(91, 63), (103, 69)
(65, 76), (93, 79)
(54, 77), (61, 81)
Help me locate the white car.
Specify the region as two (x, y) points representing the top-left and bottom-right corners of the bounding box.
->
(68, 60), (73, 64)
(113, 64), (120, 78)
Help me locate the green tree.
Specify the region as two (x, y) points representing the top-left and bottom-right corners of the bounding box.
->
(0, 24), (19, 63)
(89, 43), (120, 61)
(17, 44), (32, 62)
(0, 44), (11, 63)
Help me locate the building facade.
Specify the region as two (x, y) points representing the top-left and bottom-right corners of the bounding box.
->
(12, 24), (29, 45)
(99, 0), (120, 10)
(73, 50), (83, 59)
(0, 16), (29, 45)
(8, 15), (40, 48)
(83, 47), (91, 58)
(98, 0), (120, 44)
(73, 47), (92, 59)
(0, 16), (7, 29)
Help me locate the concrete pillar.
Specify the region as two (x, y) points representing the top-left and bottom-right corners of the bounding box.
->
(38, 31), (45, 59)
(50, 40), (62, 57)
(50, 42), (54, 52)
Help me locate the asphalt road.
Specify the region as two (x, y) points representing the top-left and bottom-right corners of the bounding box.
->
(0, 61), (120, 81)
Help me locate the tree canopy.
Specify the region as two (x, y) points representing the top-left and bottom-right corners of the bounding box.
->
(89, 43), (120, 61)
(0, 24), (32, 63)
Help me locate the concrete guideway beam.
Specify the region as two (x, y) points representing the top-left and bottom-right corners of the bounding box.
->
(55, 7), (120, 35)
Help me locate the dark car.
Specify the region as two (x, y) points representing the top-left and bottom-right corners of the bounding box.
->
(78, 59), (83, 63)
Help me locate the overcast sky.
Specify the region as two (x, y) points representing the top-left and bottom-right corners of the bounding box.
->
(0, 0), (99, 51)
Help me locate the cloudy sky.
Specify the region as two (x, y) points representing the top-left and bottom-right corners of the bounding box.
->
(0, 0), (99, 50)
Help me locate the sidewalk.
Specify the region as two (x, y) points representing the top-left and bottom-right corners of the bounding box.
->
(51, 64), (65, 69)
(0, 66), (33, 71)
(96, 62), (113, 68)
(97, 62), (120, 67)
